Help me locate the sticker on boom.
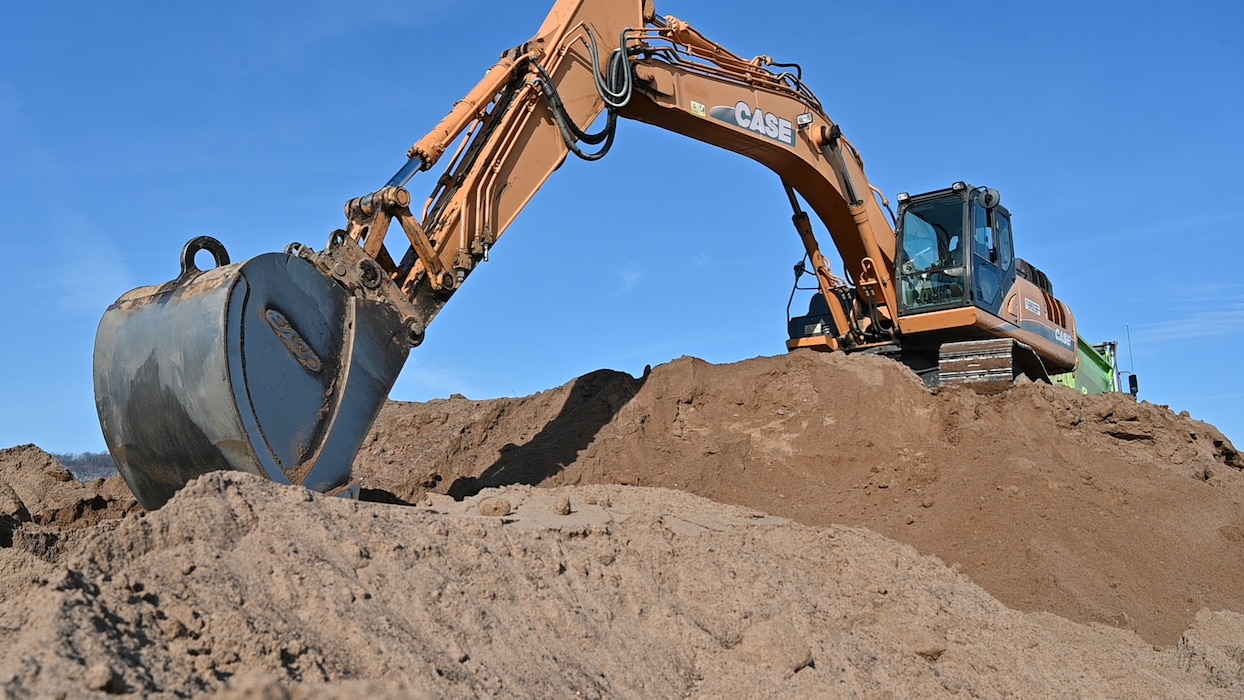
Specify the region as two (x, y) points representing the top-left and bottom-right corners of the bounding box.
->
(710, 101), (796, 147)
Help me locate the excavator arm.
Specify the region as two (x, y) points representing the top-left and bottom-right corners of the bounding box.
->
(339, 0), (899, 350)
(93, 0), (924, 508)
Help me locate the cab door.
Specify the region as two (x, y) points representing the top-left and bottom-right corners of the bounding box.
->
(969, 197), (1016, 318)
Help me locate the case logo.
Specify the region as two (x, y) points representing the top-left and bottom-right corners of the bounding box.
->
(710, 101), (796, 147)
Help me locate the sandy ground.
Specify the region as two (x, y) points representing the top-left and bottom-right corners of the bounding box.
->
(2, 351), (1242, 697)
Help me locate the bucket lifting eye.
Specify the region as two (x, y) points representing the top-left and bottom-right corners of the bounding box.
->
(178, 236), (231, 282)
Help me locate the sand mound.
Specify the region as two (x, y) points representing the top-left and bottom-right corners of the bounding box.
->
(1, 351), (1241, 696)
(2, 471), (1241, 698)
(355, 351), (1243, 646)
(0, 445), (138, 563)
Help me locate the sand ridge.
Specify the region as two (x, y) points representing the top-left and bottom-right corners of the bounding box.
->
(1, 351), (1241, 697)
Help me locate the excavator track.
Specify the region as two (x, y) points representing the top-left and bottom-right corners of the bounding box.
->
(937, 338), (1049, 394)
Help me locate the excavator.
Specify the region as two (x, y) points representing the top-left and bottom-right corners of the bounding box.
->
(93, 0), (1119, 510)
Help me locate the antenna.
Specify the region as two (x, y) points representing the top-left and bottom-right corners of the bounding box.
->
(1124, 324), (1139, 396)
(1125, 324), (1136, 374)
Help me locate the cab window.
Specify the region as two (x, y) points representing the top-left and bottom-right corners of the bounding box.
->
(897, 195), (968, 311)
(973, 201), (996, 262)
(996, 210), (1014, 270)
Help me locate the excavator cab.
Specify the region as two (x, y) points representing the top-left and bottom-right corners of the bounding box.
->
(891, 182), (1077, 387)
(894, 182), (1016, 319)
(788, 182), (1012, 347)
(790, 182), (1074, 388)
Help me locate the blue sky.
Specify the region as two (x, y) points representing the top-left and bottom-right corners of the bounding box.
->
(2, 0), (1241, 454)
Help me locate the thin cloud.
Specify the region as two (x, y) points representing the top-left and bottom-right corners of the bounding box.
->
(1129, 303), (1244, 345)
(691, 253), (751, 268)
(42, 219), (138, 316)
(1160, 393), (1244, 402)
(243, 0), (464, 68)
(0, 81), (25, 136)
(0, 80), (58, 181)
(616, 264), (643, 294)
(397, 362), (480, 400)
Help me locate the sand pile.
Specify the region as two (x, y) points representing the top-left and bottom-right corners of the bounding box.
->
(356, 351), (1244, 647)
(0, 351), (1241, 697)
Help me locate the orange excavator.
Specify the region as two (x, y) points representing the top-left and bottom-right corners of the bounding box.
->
(93, 0), (1098, 509)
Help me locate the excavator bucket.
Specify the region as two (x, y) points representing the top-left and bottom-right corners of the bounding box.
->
(93, 236), (413, 509)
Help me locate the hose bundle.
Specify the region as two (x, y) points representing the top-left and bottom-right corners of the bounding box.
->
(532, 28), (634, 161)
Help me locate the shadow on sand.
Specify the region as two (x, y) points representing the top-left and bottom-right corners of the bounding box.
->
(446, 367), (648, 499)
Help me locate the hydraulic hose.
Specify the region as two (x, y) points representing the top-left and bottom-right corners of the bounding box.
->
(531, 28), (635, 162)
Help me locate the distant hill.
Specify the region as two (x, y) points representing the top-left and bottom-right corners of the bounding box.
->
(52, 451), (118, 482)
